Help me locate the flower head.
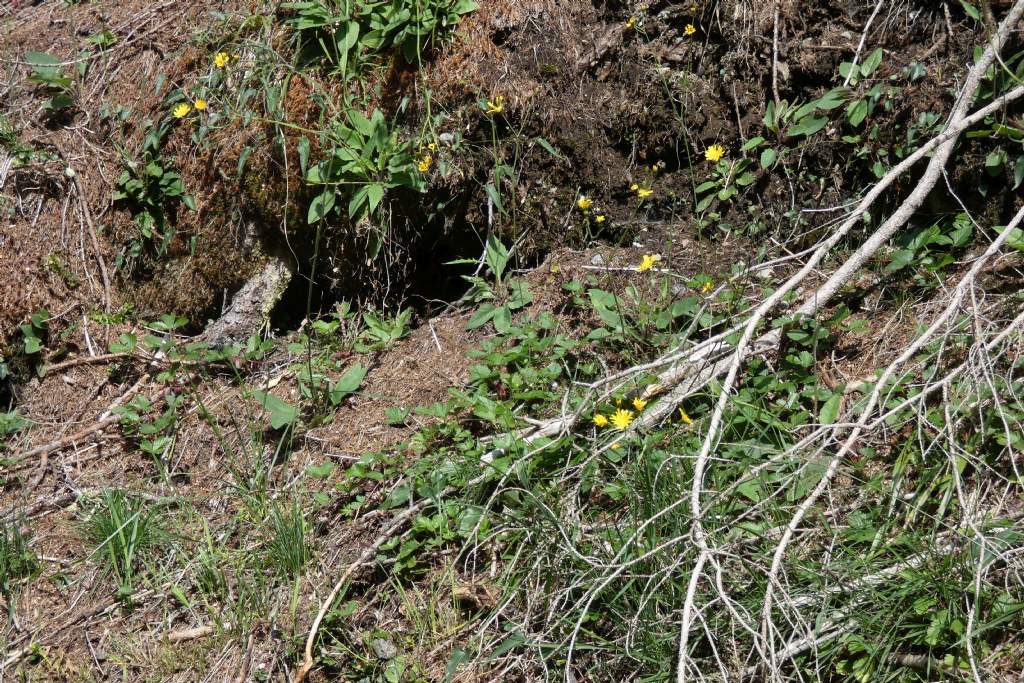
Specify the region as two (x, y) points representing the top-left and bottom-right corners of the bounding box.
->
(172, 103), (191, 119)
(685, 24), (697, 36)
(625, 16), (638, 29)
(594, 214), (606, 224)
(637, 187), (654, 199)
(701, 280), (714, 294)
(593, 413), (609, 427)
(705, 144), (726, 162)
(214, 52), (230, 68)
(629, 183), (639, 192)
(637, 254), (661, 272)
(418, 155), (433, 172)
(679, 407), (694, 424)
(193, 98), (207, 111)
(485, 95), (504, 115)
(427, 142), (438, 152)
(610, 408), (635, 430)
(632, 397), (648, 411)
(577, 196), (593, 211)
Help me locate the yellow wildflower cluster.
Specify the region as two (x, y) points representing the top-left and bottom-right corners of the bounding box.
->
(485, 95), (504, 115)
(705, 144), (726, 162)
(629, 182), (654, 200)
(593, 395), (651, 431)
(418, 155), (433, 173)
(625, 16), (638, 29)
(637, 254), (661, 272)
(214, 52), (230, 68)
(701, 280), (713, 294)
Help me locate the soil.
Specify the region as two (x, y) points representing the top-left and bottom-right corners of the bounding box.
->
(0, 0), (1011, 680)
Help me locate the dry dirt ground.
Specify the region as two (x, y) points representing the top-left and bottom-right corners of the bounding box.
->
(0, 0), (999, 680)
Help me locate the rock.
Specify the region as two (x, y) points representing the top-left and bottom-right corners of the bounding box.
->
(371, 637), (398, 660)
(199, 255), (294, 346)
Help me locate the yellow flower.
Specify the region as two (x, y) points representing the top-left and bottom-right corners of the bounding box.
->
(701, 281), (713, 294)
(630, 183), (639, 192)
(637, 254), (661, 272)
(610, 408), (634, 430)
(685, 24), (697, 35)
(594, 214), (606, 223)
(418, 155), (433, 172)
(214, 52), (230, 68)
(172, 103), (191, 118)
(577, 196), (593, 210)
(705, 144), (726, 162)
(593, 413), (609, 427)
(193, 98), (207, 111)
(625, 16), (638, 29)
(679, 407), (693, 424)
(652, 164), (659, 173)
(632, 397), (648, 411)
(485, 95), (504, 115)
(427, 142), (437, 152)
(637, 187), (654, 199)
(611, 442), (622, 450)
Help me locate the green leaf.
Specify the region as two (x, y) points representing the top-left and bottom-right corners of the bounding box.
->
(466, 303), (498, 330)
(760, 147), (777, 169)
(959, 0), (981, 21)
(788, 115), (828, 138)
(331, 363), (367, 400)
(251, 391), (297, 429)
(995, 224), (1024, 251)
(306, 462), (335, 479)
(819, 393), (842, 426)
(847, 99), (869, 127)
(308, 189), (336, 223)
(859, 48), (883, 77)
(740, 136), (765, 151)
(534, 136), (563, 160)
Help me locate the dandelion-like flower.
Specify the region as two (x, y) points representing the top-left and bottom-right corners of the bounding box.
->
(679, 407), (694, 424)
(172, 103), (191, 119)
(214, 52), (230, 68)
(610, 408), (634, 430)
(193, 98), (207, 111)
(705, 144), (726, 162)
(701, 281), (714, 294)
(593, 413), (609, 427)
(577, 196), (593, 210)
(630, 183), (639, 192)
(685, 24), (697, 35)
(637, 187), (654, 199)
(637, 254), (661, 272)
(418, 155), (433, 172)
(594, 214), (606, 224)
(625, 16), (638, 29)
(485, 95), (504, 115)
(632, 397), (648, 411)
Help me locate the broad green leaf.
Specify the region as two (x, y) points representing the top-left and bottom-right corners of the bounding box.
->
(788, 115), (828, 138)
(819, 393), (842, 426)
(760, 147), (777, 169)
(308, 189), (335, 223)
(251, 391), (297, 429)
(859, 48), (883, 77)
(332, 363), (367, 397)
